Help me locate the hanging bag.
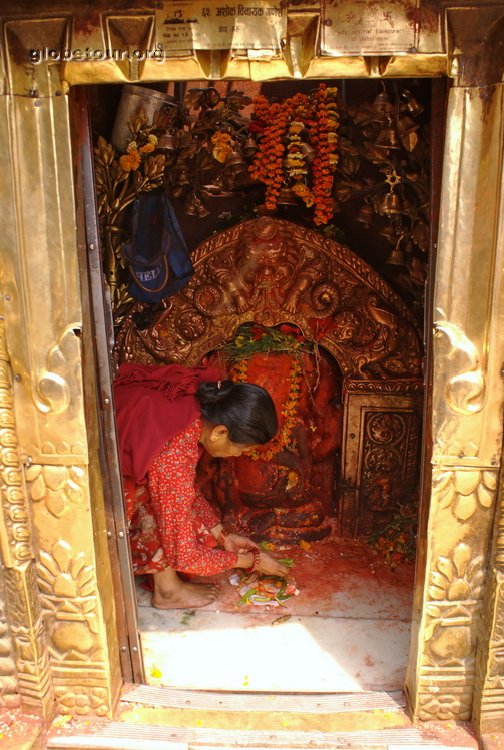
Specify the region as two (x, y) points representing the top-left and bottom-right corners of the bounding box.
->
(121, 190), (193, 304)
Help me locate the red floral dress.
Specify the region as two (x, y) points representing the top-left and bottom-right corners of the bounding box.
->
(123, 417), (238, 575)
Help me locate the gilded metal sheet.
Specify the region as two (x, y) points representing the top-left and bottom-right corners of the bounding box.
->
(0, 308), (54, 714)
(1, 94), (87, 465)
(473, 567), (504, 733)
(431, 85), (504, 469)
(52, 1), (447, 84)
(0, 567), (20, 708)
(31, 501), (116, 717)
(155, 1), (287, 51)
(406, 82), (504, 723)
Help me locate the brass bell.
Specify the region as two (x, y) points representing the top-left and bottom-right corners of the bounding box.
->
(276, 187), (299, 206)
(157, 132), (177, 151)
(402, 90), (424, 117)
(224, 150), (247, 175)
(185, 193), (209, 217)
(373, 85), (392, 113)
(374, 126), (400, 149)
(396, 115), (419, 136)
(356, 202), (375, 225)
(376, 190), (403, 215)
(242, 137), (258, 158)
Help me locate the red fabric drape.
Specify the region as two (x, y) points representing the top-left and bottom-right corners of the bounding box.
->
(113, 363), (221, 483)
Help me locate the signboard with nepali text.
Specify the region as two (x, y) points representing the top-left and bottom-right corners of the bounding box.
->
(155, 0), (287, 51)
(321, 0), (420, 55)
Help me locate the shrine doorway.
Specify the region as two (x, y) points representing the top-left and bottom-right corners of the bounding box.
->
(88, 73), (433, 695)
(112, 207), (424, 692)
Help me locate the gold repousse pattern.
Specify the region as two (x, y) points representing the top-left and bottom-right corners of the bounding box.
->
(0, 19), (121, 716)
(0, 313), (54, 713)
(407, 82), (504, 723)
(114, 217), (423, 383)
(0, 571), (20, 708)
(473, 568), (504, 732)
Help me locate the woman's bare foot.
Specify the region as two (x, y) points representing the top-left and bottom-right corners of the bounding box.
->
(152, 567), (218, 609)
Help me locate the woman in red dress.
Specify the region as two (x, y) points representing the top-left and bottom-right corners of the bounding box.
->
(114, 362), (290, 609)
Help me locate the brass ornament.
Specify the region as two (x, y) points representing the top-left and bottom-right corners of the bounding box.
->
(0, 591), (19, 709)
(114, 217), (423, 383)
(417, 543), (486, 721)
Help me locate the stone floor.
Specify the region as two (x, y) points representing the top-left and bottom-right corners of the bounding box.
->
(137, 535), (415, 692)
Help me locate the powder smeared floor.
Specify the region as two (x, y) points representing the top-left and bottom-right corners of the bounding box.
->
(137, 535), (414, 692)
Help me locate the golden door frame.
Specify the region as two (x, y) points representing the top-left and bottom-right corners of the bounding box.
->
(0, 0), (503, 736)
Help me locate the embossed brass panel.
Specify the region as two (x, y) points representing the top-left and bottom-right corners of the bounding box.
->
(405, 82), (504, 724)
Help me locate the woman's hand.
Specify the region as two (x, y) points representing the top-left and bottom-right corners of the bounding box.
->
(235, 550), (291, 578)
(223, 533), (260, 554)
(257, 551), (291, 578)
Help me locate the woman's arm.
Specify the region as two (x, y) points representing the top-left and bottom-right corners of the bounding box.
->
(147, 424), (239, 576)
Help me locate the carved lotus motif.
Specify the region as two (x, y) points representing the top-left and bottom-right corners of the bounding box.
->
(26, 464), (85, 518)
(434, 468), (496, 521)
(428, 543), (484, 602)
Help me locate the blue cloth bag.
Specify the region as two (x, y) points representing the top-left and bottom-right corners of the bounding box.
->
(121, 191), (193, 303)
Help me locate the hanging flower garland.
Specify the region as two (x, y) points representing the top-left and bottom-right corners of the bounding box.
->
(226, 324), (309, 462)
(232, 356), (303, 462)
(248, 85), (339, 224)
(309, 84), (340, 225)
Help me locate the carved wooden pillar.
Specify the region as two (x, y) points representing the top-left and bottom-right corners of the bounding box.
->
(405, 10), (504, 723)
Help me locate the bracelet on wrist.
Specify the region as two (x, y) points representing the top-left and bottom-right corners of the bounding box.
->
(247, 549), (261, 574)
(217, 528), (229, 547)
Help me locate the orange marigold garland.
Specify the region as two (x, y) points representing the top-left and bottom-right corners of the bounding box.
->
(309, 84), (340, 225)
(231, 356), (303, 462)
(249, 85), (339, 224)
(226, 324), (309, 462)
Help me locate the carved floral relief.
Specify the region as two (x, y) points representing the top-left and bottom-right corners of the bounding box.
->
(26, 464), (86, 519)
(417, 543), (485, 720)
(433, 468), (497, 522)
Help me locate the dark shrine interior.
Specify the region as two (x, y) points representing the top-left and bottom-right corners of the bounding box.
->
(87, 77), (445, 671)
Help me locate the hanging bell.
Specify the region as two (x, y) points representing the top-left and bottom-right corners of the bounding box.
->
(374, 125), (400, 149)
(372, 85), (392, 113)
(396, 115), (419, 136)
(224, 150), (247, 176)
(402, 90), (424, 117)
(385, 245), (407, 265)
(376, 190), (403, 215)
(242, 137), (258, 159)
(276, 187), (299, 206)
(185, 192), (209, 218)
(157, 132), (177, 151)
(356, 202), (375, 225)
